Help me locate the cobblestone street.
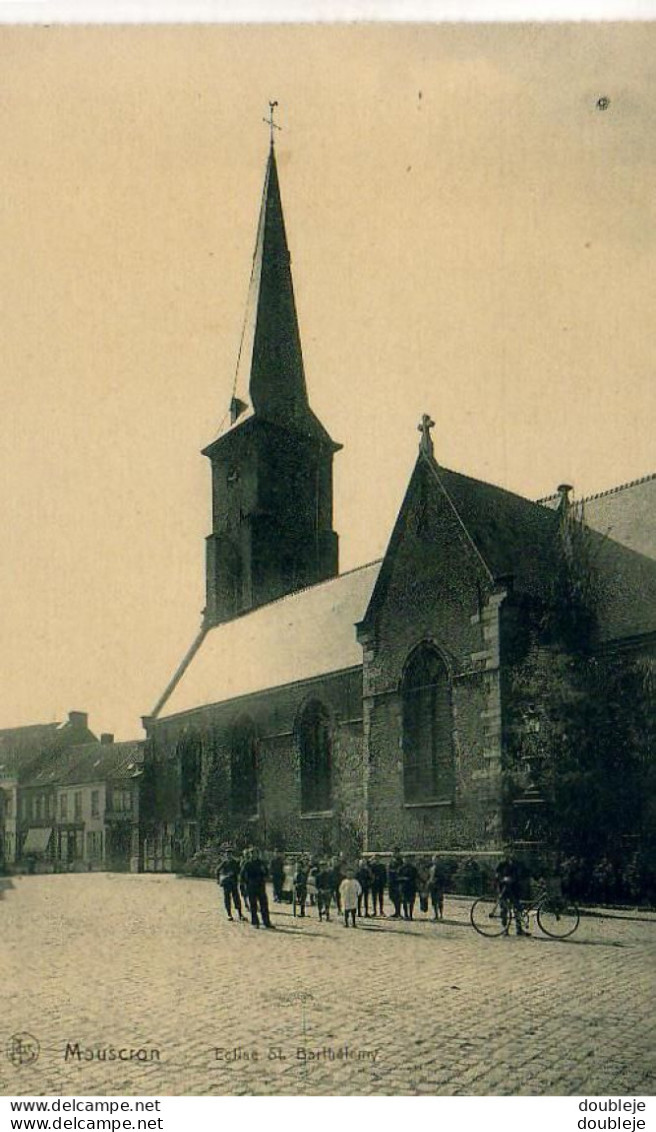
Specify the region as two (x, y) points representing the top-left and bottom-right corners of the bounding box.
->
(1, 874), (654, 1097)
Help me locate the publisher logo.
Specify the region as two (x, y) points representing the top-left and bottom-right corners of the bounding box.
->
(6, 1032), (40, 1068)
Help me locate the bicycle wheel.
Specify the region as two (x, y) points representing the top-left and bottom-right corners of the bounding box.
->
(470, 897), (508, 937)
(537, 900), (580, 939)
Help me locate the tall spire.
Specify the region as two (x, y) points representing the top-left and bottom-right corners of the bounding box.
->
(250, 142), (309, 424)
(225, 126), (316, 437)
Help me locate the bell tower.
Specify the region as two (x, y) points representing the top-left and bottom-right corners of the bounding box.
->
(202, 122), (341, 626)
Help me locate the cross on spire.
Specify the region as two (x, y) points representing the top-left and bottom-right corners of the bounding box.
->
(263, 100), (281, 147)
(418, 413), (435, 457)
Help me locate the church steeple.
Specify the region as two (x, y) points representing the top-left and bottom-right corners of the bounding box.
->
(247, 140), (308, 426)
(202, 121), (341, 627)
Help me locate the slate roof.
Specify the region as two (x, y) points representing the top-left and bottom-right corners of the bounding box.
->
(586, 534), (656, 642)
(435, 464), (562, 600)
(0, 723), (62, 777)
(0, 718), (98, 781)
(538, 473), (656, 563)
(156, 561), (381, 721)
(434, 461), (656, 643)
(25, 741), (145, 788)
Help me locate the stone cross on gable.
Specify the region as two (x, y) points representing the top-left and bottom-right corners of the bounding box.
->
(418, 413), (435, 457)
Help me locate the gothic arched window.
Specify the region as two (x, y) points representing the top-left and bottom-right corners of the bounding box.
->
(402, 645), (454, 804)
(298, 700), (332, 814)
(178, 730), (202, 819)
(230, 716), (258, 817)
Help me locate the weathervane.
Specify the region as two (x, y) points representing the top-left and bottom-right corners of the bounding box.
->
(263, 100), (281, 146)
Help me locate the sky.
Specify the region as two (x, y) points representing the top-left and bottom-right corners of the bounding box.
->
(1, 22), (654, 739)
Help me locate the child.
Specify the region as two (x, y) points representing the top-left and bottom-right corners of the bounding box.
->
(306, 861), (319, 907)
(428, 855), (447, 920)
(339, 870), (362, 928)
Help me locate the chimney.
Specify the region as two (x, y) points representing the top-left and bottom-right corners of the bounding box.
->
(68, 711), (88, 729)
(100, 733), (114, 745)
(557, 484), (573, 519)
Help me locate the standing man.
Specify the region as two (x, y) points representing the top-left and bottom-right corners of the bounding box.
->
(399, 855), (419, 920)
(316, 859), (333, 922)
(216, 845), (246, 922)
(355, 858), (373, 918)
(388, 847), (404, 919)
(270, 850), (285, 903)
(495, 845), (528, 936)
(369, 857), (387, 917)
(240, 847), (275, 929)
(331, 855), (345, 914)
(293, 857), (309, 917)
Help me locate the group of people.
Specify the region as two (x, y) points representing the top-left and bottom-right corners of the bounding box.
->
(215, 845), (275, 929)
(215, 845), (451, 929)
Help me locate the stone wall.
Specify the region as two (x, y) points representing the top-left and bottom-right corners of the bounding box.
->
(147, 666), (365, 860)
(360, 461), (506, 853)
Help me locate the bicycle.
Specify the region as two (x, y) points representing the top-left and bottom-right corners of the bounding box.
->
(470, 882), (580, 939)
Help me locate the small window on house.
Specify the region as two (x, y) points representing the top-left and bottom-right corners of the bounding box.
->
(298, 700), (332, 814)
(402, 645), (455, 804)
(60, 794), (68, 820)
(230, 717), (258, 817)
(91, 791), (100, 818)
(74, 792), (82, 819)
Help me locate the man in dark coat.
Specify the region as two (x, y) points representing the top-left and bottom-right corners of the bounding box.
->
(399, 856), (419, 920)
(369, 858), (387, 917)
(355, 858), (373, 917)
(293, 858), (309, 917)
(387, 848), (404, 918)
(240, 847), (275, 929)
(495, 847), (529, 936)
(331, 855), (345, 914)
(270, 852), (285, 903)
(398, 855), (418, 919)
(216, 846), (246, 922)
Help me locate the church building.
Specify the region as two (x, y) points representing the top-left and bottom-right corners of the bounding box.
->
(141, 134), (656, 873)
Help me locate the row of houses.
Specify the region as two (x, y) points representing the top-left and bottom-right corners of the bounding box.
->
(0, 712), (144, 872)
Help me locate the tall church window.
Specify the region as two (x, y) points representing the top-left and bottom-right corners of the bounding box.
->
(402, 645), (454, 804)
(178, 730), (202, 819)
(298, 700), (332, 813)
(230, 716), (258, 817)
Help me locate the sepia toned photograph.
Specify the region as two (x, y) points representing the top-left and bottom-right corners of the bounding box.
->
(1, 18), (654, 1100)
